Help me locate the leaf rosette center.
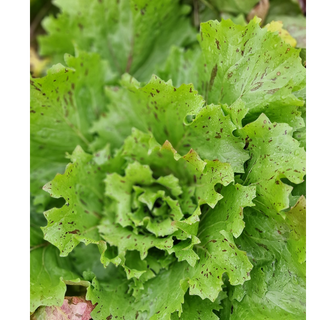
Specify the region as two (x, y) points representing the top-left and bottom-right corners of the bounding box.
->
(105, 161), (185, 238)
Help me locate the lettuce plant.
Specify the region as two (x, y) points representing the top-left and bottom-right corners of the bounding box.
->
(30, 2), (306, 319)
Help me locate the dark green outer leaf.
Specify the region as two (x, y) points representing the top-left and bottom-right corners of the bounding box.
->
(31, 202), (89, 314)
(228, 203), (306, 319)
(39, 0), (196, 82)
(30, 245), (87, 313)
(171, 293), (220, 320)
(30, 50), (110, 206)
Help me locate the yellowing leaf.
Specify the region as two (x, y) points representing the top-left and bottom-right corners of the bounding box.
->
(30, 47), (50, 77)
(265, 21), (297, 47)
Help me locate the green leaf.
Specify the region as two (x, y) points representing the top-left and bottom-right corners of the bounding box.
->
(88, 263), (222, 319)
(137, 262), (190, 319)
(200, 16), (305, 119)
(229, 204), (306, 319)
(30, 205), (47, 247)
(30, 203), (90, 314)
(30, 245), (87, 313)
(167, 236), (200, 267)
(156, 175), (183, 197)
(31, 50), (111, 206)
(87, 277), (148, 320)
(238, 114), (305, 215)
(171, 291), (226, 320)
(38, 0), (196, 82)
(90, 74), (205, 152)
(286, 196), (306, 264)
(156, 45), (202, 90)
(69, 243), (114, 282)
(206, 183), (256, 238)
(189, 221), (253, 302)
(178, 104), (249, 173)
(293, 103), (306, 149)
(142, 193), (184, 237)
(181, 183), (255, 302)
(159, 18), (306, 130)
(92, 75), (248, 173)
(104, 162), (154, 227)
(98, 215), (174, 261)
(42, 146), (106, 256)
(292, 178), (306, 198)
(122, 128), (235, 210)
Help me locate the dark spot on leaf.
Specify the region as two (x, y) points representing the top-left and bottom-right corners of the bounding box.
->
(68, 229), (80, 234)
(215, 39), (220, 50)
(209, 64), (218, 91)
(267, 88), (279, 94)
(251, 82), (263, 91)
(154, 112), (159, 121)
